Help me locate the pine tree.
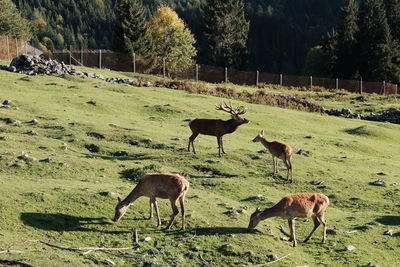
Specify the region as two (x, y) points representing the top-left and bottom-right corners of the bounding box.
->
(357, 0), (400, 82)
(0, 0), (31, 40)
(387, 0), (400, 43)
(334, 0), (358, 78)
(117, 0), (152, 55)
(203, 0), (249, 69)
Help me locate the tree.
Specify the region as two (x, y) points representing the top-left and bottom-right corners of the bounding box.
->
(117, 0), (152, 55)
(357, 0), (400, 82)
(334, 0), (359, 78)
(303, 46), (331, 77)
(387, 0), (400, 43)
(148, 6), (197, 74)
(0, 0), (31, 40)
(203, 0), (249, 69)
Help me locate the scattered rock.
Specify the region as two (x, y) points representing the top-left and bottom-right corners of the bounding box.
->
(383, 230), (393, 236)
(113, 151), (129, 157)
(144, 237), (152, 242)
(2, 100), (11, 105)
(390, 183), (398, 186)
(27, 130), (38, 135)
(30, 118), (38, 124)
(85, 144), (100, 153)
(191, 246), (200, 252)
(248, 194), (263, 200)
(251, 155), (262, 160)
(296, 149), (310, 156)
(87, 100), (97, 106)
(40, 157), (53, 163)
(377, 172), (386, 176)
(310, 180), (324, 185)
(304, 135), (313, 139)
(87, 132), (105, 139)
(0, 136), (11, 140)
(371, 179), (385, 186)
(345, 245), (356, 251)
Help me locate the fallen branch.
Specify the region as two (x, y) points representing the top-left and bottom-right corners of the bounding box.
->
(199, 254), (211, 267)
(0, 260), (35, 267)
(251, 254), (291, 266)
(278, 225), (291, 237)
(39, 241), (135, 252)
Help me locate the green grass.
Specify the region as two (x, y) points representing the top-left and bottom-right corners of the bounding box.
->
(0, 66), (399, 267)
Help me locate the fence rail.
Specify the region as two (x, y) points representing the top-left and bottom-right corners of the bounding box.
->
(51, 47), (398, 95)
(1, 39), (397, 95)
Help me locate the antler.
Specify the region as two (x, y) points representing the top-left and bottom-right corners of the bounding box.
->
(216, 101), (246, 115)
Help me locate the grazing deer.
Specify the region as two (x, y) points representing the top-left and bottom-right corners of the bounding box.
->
(248, 193), (329, 247)
(188, 102), (249, 157)
(113, 173), (189, 230)
(252, 130), (293, 182)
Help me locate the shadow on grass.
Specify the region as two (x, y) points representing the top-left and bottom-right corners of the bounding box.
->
(188, 227), (259, 236)
(20, 212), (129, 234)
(375, 216), (400, 226)
(84, 153), (153, 161)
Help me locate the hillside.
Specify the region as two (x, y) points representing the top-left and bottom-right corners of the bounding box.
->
(0, 65), (399, 266)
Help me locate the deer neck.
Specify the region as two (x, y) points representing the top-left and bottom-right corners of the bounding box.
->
(121, 187), (142, 206)
(225, 119), (241, 133)
(259, 205), (283, 220)
(259, 137), (271, 148)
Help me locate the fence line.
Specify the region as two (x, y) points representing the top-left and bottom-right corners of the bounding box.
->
(1, 38), (397, 95)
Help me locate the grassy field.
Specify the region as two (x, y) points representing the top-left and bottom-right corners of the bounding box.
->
(0, 65), (399, 267)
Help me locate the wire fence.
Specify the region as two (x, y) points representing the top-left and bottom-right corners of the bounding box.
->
(1, 38), (398, 95)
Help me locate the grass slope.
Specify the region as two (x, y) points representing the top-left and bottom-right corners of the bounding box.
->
(0, 67), (399, 267)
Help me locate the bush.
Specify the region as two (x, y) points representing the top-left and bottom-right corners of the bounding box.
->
(119, 164), (161, 181)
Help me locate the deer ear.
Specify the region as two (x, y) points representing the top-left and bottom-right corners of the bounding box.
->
(117, 196), (122, 203)
(260, 130), (264, 136)
(256, 207), (261, 212)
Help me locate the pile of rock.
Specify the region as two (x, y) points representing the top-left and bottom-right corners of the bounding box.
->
(0, 55), (105, 80)
(325, 107), (400, 124)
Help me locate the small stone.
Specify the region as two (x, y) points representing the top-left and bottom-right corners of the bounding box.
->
(251, 155), (262, 160)
(237, 209), (247, 214)
(2, 100), (11, 105)
(383, 230), (393, 236)
(191, 246), (200, 252)
(27, 130), (38, 135)
(329, 242), (336, 247)
(390, 183), (398, 186)
(345, 245), (356, 251)
(304, 135), (313, 139)
(11, 120), (21, 126)
(144, 237), (152, 242)
(249, 194), (263, 200)
(296, 149), (310, 156)
(30, 119), (38, 124)
(27, 157), (37, 161)
(40, 157), (53, 163)
(372, 179), (385, 186)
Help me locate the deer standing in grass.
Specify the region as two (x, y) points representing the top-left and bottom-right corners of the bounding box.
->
(188, 102), (249, 157)
(252, 130), (293, 182)
(113, 173), (189, 230)
(248, 193), (329, 247)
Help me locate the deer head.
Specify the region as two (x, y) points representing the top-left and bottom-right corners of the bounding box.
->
(248, 207), (262, 230)
(252, 130), (264, 142)
(112, 196), (129, 222)
(216, 102), (249, 124)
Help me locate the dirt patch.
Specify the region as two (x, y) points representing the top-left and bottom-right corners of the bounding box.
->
(193, 165), (237, 178)
(85, 144), (100, 153)
(87, 132), (105, 139)
(39, 125), (65, 130)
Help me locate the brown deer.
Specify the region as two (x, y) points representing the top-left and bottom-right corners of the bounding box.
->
(112, 173), (189, 230)
(188, 102), (249, 157)
(248, 193), (329, 247)
(252, 130), (293, 182)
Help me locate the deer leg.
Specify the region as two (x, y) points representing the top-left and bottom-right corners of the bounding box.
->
(148, 198), (154, 220)
(288, 156), (293, 182)
(220, 137), (226, 154)
(179, 195), (186, 230)
(304, 215), (320, 243)
(188, 133), (198, 153)
(318, 213), (327, 244)
(165, 199), (179, 230)
(288, 218), (297, 247)
(217, 137), (221, 157)
(283, 159), (290, 181)
(153, 198), (161, 227)
(271, 156), (276, 177)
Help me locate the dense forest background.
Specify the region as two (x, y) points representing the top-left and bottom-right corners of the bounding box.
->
(12, 0), (344, 75)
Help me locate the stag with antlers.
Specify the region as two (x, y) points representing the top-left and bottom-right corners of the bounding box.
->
(188, 102), (249, 157)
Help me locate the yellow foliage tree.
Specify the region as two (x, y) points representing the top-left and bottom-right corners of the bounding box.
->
(148, 6), (197, 74)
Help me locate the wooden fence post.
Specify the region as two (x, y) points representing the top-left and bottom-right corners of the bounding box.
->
(383, 81), (386, 95)
(280, 74), (283, 86)
(225, 67), (228, 83)
(360, 78), (363, 94)
(132, 52), (136, 73)
(6, 36), (10, 61)
(396, 84), (398, 95)
(69, 45), (72, 65)
(99, 49), (102, 69)
(256, 70), (259, 87)
(25, 41), (28, 55)
(310, 76), (313, 89)
(195, 64), (199, 81)
(163, 58), (166, 78)
(15, 39), (19, 57)
(336, 78), (339, 90)
(80, 47), (83, 66)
